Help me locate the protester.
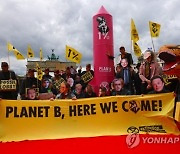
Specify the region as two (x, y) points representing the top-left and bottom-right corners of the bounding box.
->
(0, 62), (19, 99)
(56, 82), (76, 99)
(111, 78), (131, 96)
(78, 64), (94, 77)
(139, 50), (161, 94)
(39, 79), (55, 100)
(148, 76), (169, 94)
(26, 88), (38, 100)
(84, 84), (97, 98)
(73, 83), (85, 99)
(116, 58), (136, 94)
(40, 78), (56, 93)
(42, 68), (52, 80)
(70, 66), (77, 75)
(115, 46), (133, 67)
(134, 63), (142, 95)
(115, 64), (122, 79)
(51, 69), (65, 95)
(98, 86), (107, 97)
(62, 67), (75, 81)
(78, 64), (94, 89)
(20, 69), (41, 99)
(67, 77), (75, 91)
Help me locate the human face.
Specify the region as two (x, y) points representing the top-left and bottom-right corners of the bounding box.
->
(28, 71), (34, 77)
(152, 78), (164, 92)
(1, 65), (9, 72)
(43, 80), (50, 88)
(67, 78), (74, 87)
(86, 66), (90, 71)
(28, 89), (36, 100)
(114, 80), (123, 91)
(98, 88), (106, 97)
(60, 83), (68, 94)
(121, 59), (128, 68)
(146, 56), (152, 63)
(45, 70), (49, 75)
(120, 48), (125, 54)
(75, 85), (82, 94)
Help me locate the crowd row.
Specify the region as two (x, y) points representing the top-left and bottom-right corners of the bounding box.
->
(0, 48), (179, 101)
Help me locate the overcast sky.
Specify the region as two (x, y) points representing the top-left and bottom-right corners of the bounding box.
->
(0, 0), (179, 75)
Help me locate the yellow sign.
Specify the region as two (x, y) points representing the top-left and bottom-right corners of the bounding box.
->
(133, 41), (142, 57)
(52, 77), (65, 90)
(66, 45), (82, 64)
(81, 71), (93, 83)
(0, 93), (179, 142)
(40, 48), (43, 61)
(27, 44), (35, 58)
(36, 63), (43, 80)
(149, 21), (161, 37)
(131, 19), (139, 42)
(7, 42), (15, 51)
(0, 80), (16, 91)
(162, 74), (178, 86)
(13, 49), (25, 60)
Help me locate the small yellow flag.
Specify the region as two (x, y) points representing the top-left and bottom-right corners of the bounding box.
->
(36, 62), (43, 80)
(149, 21), (161, 37)
(66, 45), (82, 64)
(13, 49), (25, 60)
(7, 42), (16, 51)
(27, 44), (35, 58)
(133, 41), (142, 57)
(40, 48), (43, 61)
(131, 19), (139, 42)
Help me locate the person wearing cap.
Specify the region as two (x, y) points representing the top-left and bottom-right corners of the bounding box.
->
(139, 50), (161, 94)
(0, 62), (19, 99)
(20, 68), (41, 99)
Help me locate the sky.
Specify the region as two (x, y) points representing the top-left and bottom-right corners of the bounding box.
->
(0, 0), (179, 75)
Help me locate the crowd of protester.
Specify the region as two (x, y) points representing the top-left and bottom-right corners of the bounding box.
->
(0, 46), (179, 102)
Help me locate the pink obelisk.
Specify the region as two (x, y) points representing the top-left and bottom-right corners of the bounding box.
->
(90, 6), (114, 94)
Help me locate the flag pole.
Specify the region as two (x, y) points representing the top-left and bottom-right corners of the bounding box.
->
(7, 50), (11, 69)
(131, 40), (134, 61)
(151, 36), (156, 52)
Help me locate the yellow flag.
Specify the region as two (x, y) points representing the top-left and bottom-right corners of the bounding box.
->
(13, 49), (25, 60)
(133, 41), (142, 57)
(149, 21), (161, 37)
(27, 44), (34, 58)
(7, 42), (16, 51)
(36, 62), (43, 80)
(40, 48), (43, 61)
(66, 45), (82, 64)
(131, 19), (139, 42)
